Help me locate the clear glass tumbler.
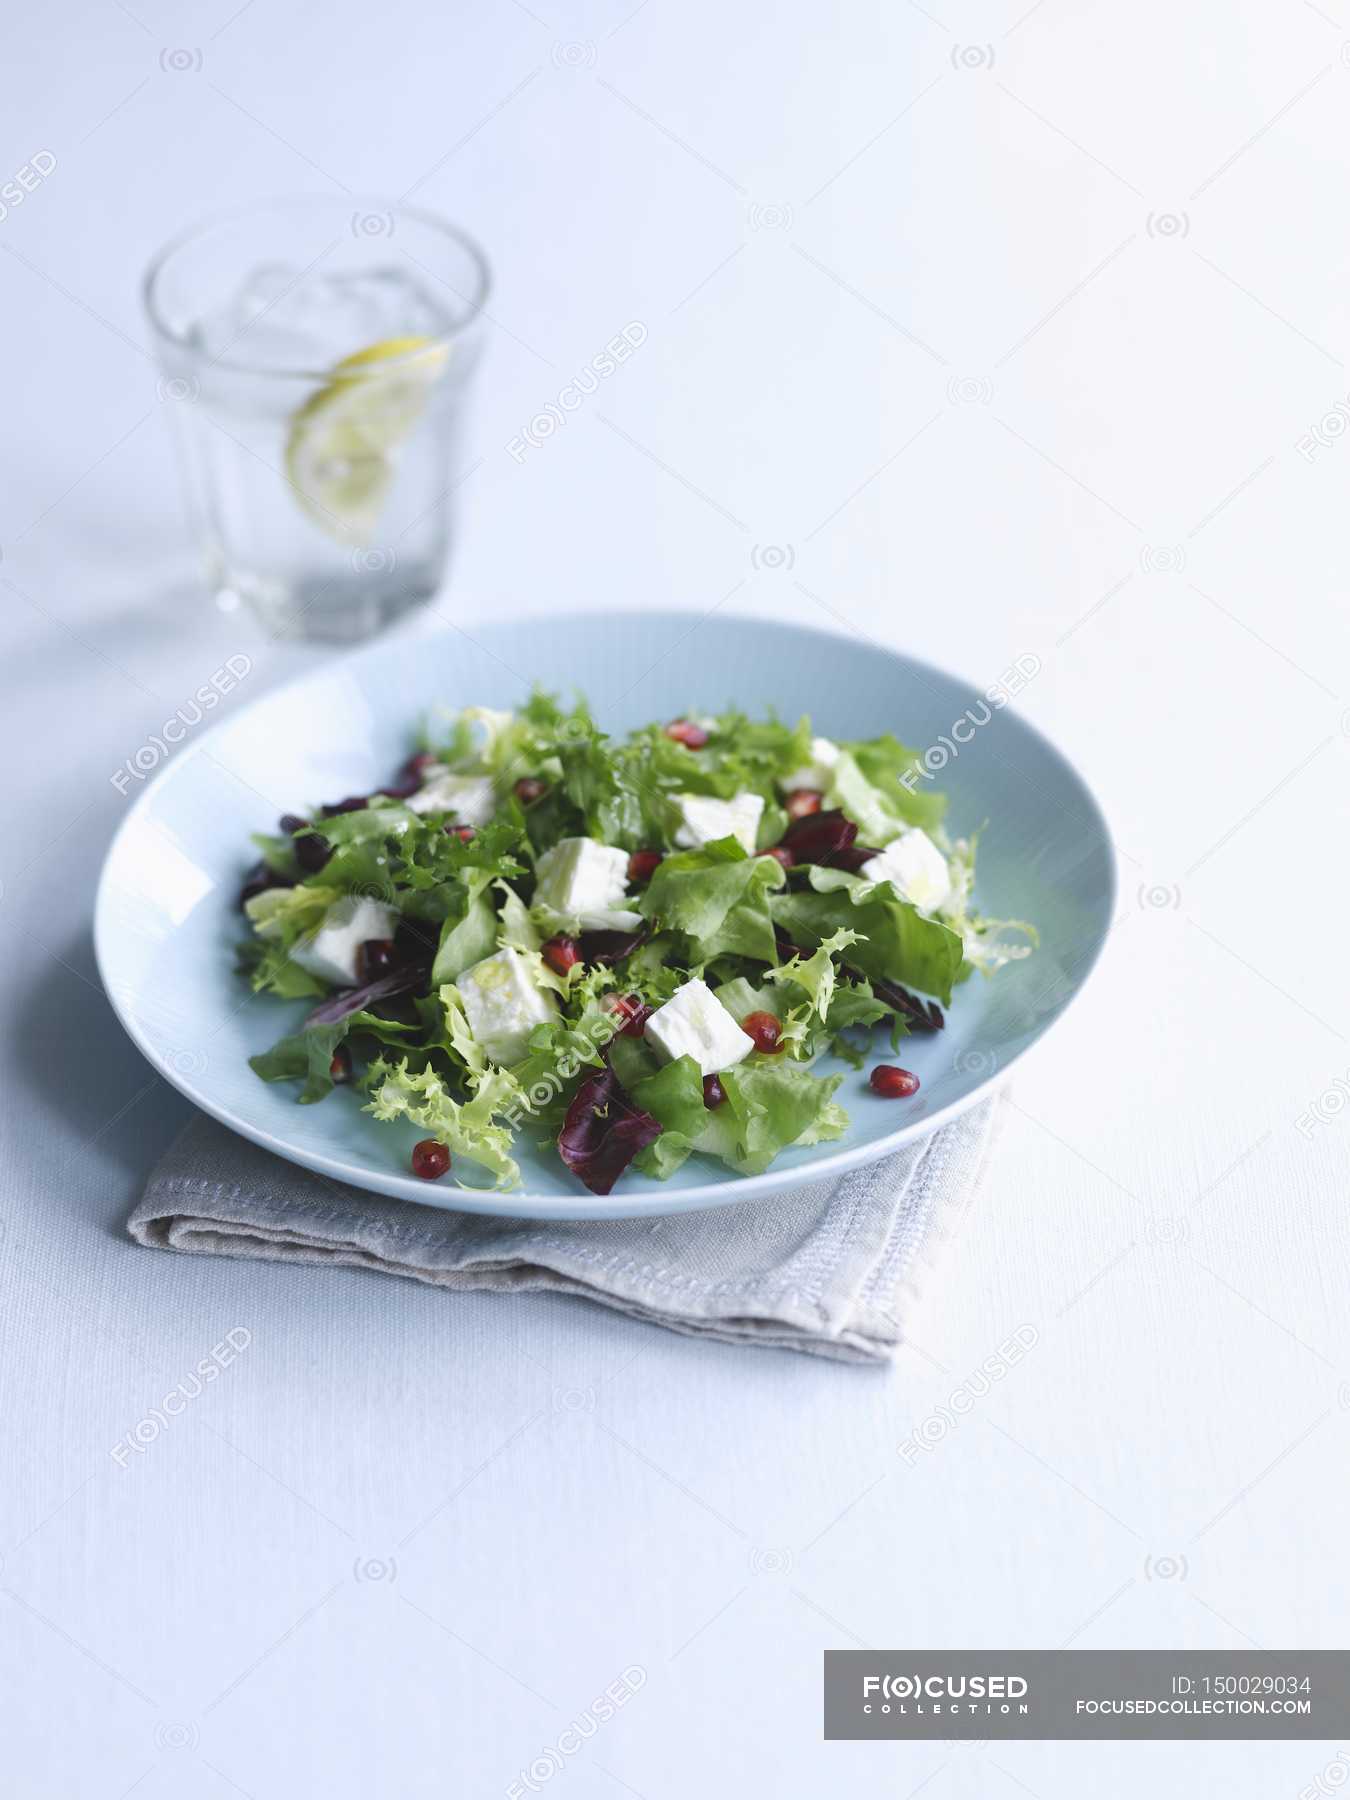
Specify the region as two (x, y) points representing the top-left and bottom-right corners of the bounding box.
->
(144, 197), (490, 642)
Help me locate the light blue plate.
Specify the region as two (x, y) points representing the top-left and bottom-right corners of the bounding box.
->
(94, 611), (1114, 1219)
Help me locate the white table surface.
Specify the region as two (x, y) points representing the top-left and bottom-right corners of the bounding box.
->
(3, 1), (1348, 1792)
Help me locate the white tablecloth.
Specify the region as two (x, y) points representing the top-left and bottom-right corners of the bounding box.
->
(1, 2), (1346, 1793)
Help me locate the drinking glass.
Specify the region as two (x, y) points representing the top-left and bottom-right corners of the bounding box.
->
(144, 197), (489, 642)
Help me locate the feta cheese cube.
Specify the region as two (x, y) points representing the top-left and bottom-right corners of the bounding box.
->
(673, 791), (764, 853)
(290, 895), (399, 987)
(407, 771), (497, 825)
(455, 947), (557, 1066)
(860, 829), (952, 913)
(533, 837), (642, 931)
(779, 736), (840, 793)
(644, 977), (754, 1077)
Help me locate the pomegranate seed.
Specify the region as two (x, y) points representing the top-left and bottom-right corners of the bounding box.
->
(294, 831), (331, 875)
(627, 848), (663, 885)
(444, 823), (476, 842)
(785, 788), (823, 819)
(758, 845), (794, 869)
(542, 935), (581, 976)
(357, 938), (396, 982)
(514, 776), (547, 805)
(742, 1010), (782, 1054)
(870, 1064), (920, 1098)
(411, 1139), (451, 1180)
(702, 1073), (726, 1109)
(604, 993), (650, 1036)
(329, 1045), (352, 1084)
(664, 718), (708, 750)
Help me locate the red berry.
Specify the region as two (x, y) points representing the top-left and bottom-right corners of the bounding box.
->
(742, 1010), (782, 1054)
(444, 823), (476, 842)
(664, 718), (709, 750)
(870, 1064), (920, 1098)
(758, 845), (794, 868)
(329, 1046), (352, 1084)
(281, 814), (332, 874)
(295, 833), (332, 874)
(702, 1073), (726, 1109)
(514, 776), (547, 805)
(627, 848), (663, 885)
(357, 938), (396, 982)
(604, 993), (650, 1036)
(785, 788), (823, 819)
(542, 934), (581, 976)
(411, 1139), (451, 1180)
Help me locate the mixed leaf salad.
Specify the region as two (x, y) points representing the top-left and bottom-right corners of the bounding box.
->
(238, 695), (1033, 1194)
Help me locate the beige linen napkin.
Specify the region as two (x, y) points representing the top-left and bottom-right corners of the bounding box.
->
(128, 1098), (1000, 1364)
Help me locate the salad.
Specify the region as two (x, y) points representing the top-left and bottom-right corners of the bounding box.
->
(238, 695), (1033, 1194)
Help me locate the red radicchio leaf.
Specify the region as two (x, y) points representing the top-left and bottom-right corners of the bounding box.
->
(773, 926), (811, 962)
(776, 807), (858, 866)
(578, 925), (649, 966)
(301, 966), (427, 1029)
(825, 842), (882, 874)
(869, 976), (945, 1031)
(558, 1067), (663, 1195)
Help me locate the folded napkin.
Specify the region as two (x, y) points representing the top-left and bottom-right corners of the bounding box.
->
(128, 1098), (1000, 1364)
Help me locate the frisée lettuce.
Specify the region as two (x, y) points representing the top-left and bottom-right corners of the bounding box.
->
(237, 694), (1033, 1194)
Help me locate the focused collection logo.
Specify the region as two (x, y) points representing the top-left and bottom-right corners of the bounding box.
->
(862, 1672), (1030, 1715)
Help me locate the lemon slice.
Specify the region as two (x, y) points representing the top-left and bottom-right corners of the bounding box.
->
(285, 335), (448, 546)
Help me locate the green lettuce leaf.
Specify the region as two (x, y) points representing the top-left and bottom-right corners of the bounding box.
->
(241, 884), (338, 996)
(764, 926), (859, 1020)
(937, 833), (1038, 975)
(636, 838), (784, 963)
(773, 867), (965, 1004)
(251, 831), (299, 879)
(848, 734), (947, 832)
(507, 1013), (613, 1128)
(394, 818), (527, 925)
(430, 879), (498, 985)
(630, 1054), (708, 1179)
(245, 883), (338, 944)
(363, 1058), (523, 1188)
(306, 803), (416, 902)
(696, 1062), (847, 1175)
(249, 1009), (416, 1103)
(434, 984), (488, 1077)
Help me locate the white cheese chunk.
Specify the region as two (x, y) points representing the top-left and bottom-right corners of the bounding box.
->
(533, 837), (642, 932)
(860, 828), (952, 913)
(644, 977), (754, 1077)
(454, 947), (557, 1066)
(290, 895), (399, 988)
(673, 791), (764, 853)
(779, 736), (840, 793)
(407, 771), (497, 825)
